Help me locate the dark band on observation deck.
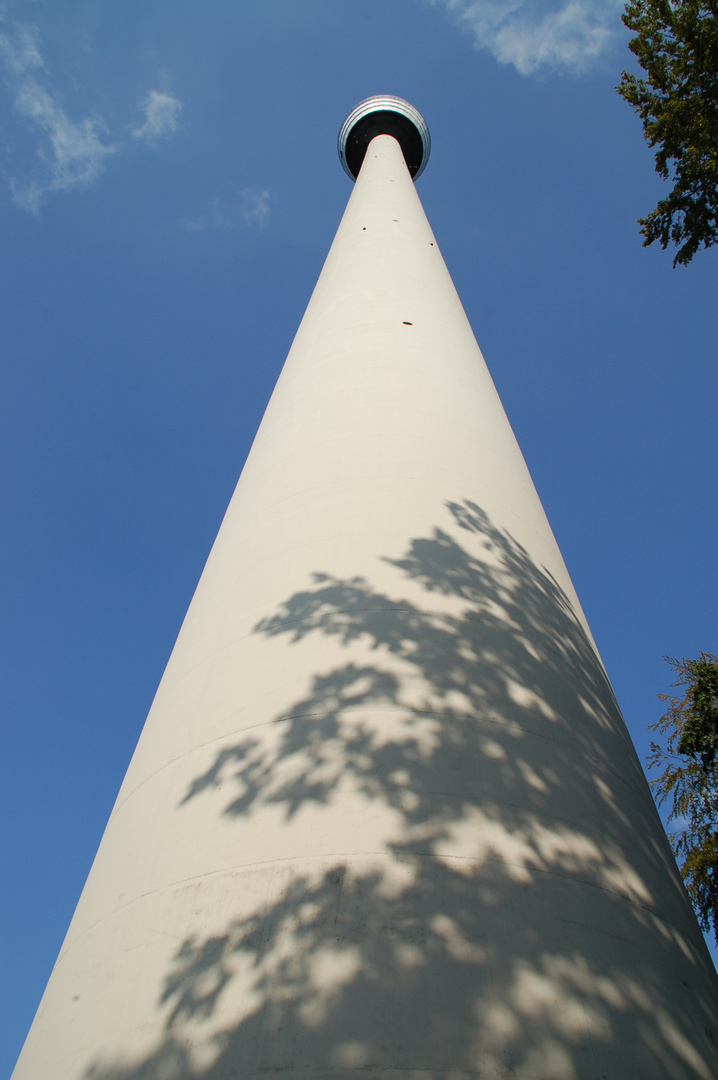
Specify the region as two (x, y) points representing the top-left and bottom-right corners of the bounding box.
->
(338, 96), (431, 182)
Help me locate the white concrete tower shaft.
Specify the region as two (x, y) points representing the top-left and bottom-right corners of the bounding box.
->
(13, 97), (718, 1080)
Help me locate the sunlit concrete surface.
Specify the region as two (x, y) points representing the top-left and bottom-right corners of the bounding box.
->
(12, 113), (718, 1080)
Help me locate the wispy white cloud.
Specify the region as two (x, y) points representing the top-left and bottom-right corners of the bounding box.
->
(185, 198), (228, 232)
(10, 80), (117, 212)
(0, 23), (116, 211)
(426, 0), (622, 74)
(185, 189), (270, 232)
(132, 89), (181, 144)
(0, 23), (182, 212)
(0, 21), (44, 74)
(240, 189), (269, 227)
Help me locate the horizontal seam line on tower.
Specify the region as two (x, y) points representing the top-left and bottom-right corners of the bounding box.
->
(109, 704), (644, 825)
(54, 850), (705, 971)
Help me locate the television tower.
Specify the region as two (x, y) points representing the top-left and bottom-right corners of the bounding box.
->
(13, 96), (718, 1080)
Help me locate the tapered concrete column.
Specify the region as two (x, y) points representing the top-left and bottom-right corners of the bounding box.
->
(13, 97), (718, 1080)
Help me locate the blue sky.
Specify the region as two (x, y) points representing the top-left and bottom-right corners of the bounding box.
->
(1, 1), (715, 1073)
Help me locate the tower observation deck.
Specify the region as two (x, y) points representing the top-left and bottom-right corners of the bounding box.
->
(12, 96), (718, 1080)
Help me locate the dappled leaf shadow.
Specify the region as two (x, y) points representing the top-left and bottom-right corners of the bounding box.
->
(84, 500), (718, 1080)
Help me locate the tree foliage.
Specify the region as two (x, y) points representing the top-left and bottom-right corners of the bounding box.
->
(617, 0), (718, 266)
(648, 653), (718, 940)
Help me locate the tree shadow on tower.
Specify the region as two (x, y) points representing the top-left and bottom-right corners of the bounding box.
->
(85, 500), (718, 1080)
